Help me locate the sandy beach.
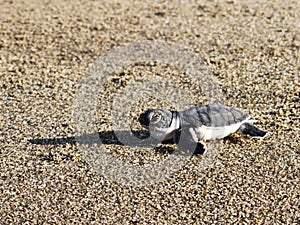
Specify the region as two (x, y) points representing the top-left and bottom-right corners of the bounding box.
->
(0, 0), (299, 224)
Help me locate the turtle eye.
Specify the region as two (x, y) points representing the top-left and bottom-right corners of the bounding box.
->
(150, 112), (161, 124)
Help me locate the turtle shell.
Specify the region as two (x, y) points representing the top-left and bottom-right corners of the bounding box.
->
(182, 104), (250, 127)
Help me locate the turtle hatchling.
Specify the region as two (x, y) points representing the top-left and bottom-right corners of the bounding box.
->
(138, 104), (268, 152)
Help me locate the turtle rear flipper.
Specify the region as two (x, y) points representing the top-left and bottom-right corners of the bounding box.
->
(239, 123), (267, 138)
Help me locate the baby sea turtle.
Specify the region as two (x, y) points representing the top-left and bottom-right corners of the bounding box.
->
(138, 104), (268, 152)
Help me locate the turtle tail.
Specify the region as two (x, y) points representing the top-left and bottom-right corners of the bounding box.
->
(239, 123), (268, 138)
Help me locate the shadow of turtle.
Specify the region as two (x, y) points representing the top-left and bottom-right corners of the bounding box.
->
(28, 129), (239, 157)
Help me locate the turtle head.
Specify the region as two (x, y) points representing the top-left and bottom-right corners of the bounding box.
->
(138, 109), (173, 130)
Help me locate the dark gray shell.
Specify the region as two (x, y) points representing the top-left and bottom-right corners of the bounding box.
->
(181, 104), (250, 127)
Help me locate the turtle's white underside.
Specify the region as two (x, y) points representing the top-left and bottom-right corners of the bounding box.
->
(193, 117), (255, 141)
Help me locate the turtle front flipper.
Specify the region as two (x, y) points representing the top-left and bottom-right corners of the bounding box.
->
(173, 128), (206, 155)
(239, 123), (268, 138)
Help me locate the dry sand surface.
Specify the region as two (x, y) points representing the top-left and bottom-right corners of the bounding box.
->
(0, 0), (299, 224)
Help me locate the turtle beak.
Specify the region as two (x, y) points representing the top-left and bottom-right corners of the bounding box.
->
(138, 110), (154, 128)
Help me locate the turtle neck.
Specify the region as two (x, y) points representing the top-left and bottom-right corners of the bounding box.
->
(171, 111), (189, 129)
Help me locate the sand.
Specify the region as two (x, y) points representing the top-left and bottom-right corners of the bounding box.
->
(0, 0), (299, 224)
